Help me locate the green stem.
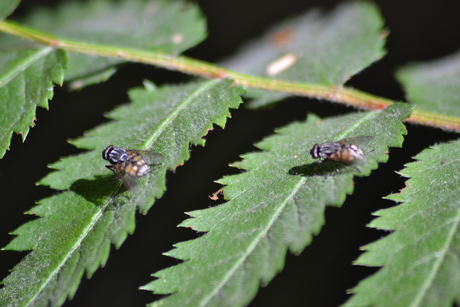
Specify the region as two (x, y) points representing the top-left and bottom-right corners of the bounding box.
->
(1, 20), (459, 132)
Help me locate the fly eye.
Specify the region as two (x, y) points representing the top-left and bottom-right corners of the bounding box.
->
(310, 144), (320, 159)
(102, 145), (115, 161)
(102, 145), (129, 164)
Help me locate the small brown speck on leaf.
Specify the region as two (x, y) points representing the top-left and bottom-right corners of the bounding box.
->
(209, 189), (224, 200)
(270, 28), (294, 47)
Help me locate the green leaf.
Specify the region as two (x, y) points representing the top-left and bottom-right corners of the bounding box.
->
(142, 103), (411, 307)
(345, 140), (460, 307)
(397, 51), (460, 118)
(0, 79), (244, 306)
(0, 0), (19, 20)
(0, 47), (66, 158)
(14, 0), (206, 86)
(221, 2), (386, 108)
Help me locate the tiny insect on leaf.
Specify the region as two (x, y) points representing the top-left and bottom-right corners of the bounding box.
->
(310, 136), (374, 165)
(102, 145), (165, 191)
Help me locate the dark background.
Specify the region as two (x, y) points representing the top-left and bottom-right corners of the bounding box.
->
(1, 0), (459, 306)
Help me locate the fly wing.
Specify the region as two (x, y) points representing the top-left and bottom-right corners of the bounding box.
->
(115, 150), (164, 193)
(337, 135), (374, 166)
(120, 158), (166, 203)
(126, 150), (165, 166)
(337, 135), (374, 145)
(144, 152), (165, 165)
(119, 172), (140, 192)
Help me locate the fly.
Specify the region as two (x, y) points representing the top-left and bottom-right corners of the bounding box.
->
(310, 136), (373, 165)
(102, 145), (165, 190)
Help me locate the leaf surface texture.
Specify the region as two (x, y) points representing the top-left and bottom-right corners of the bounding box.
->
(346, 140), (460, 307)
(397, 50), (460, 118)
(16, 0), (206, 84)
(144, 103), (411, 307)
(221, 2), (386, 108)
(0, 47), (66, 158)
(0, 79), (243, 306)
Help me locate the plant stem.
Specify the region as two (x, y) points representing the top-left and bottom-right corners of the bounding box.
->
(1, 20), (459, 132)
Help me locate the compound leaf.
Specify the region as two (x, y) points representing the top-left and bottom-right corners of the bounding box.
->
(143, 103), (411, 307)
(0, 79), (244, 306)
(345, 140), (460, 307)
(9, 0), (206, 86)
(0, 0), (206, 157)
(221, 2), (386, 108)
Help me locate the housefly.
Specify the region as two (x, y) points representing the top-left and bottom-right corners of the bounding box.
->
(102, 145), (164, 190)
(310, 136), (373, 165)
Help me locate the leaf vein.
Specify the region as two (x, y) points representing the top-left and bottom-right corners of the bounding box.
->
(200, 177), (307, 306)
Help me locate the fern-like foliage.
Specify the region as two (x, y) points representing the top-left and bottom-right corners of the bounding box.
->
(0, 0), (205, 158)
(0, 47), (66, 158)
(143, 103), (411, 306)
(396, 51), (460, 118)
(0, 80), (244, 306)
(341, 46), (460, 307)
(0, 0), (459, 306)
(221, 2), (385, 108)
(346, 140), (460, 307)
(21, 0), (206, 84)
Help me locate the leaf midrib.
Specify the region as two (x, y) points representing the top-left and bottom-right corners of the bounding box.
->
(199, 176), (308, 306)
(199, 110), (380, 306)
(143, 79), (222, 149)
(28, 79), (226, 304)
(0, 47), (53, 86)
(410, 189), (460, 307)
(25, 206), (104, 306)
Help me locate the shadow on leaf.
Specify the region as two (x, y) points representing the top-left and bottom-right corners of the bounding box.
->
(70, 175), (126, 205)
(288, 161), (353, 177)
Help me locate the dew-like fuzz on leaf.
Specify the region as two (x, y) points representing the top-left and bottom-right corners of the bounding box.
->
(0, 79), (244, 306)
(0, 47), (66, 158)
(221, 2), (386, 108)
(346, 140), (460, 307)
(397, 50), (460, 119)
(143, 103), (411, 307)
(10, 0), (207, 85)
